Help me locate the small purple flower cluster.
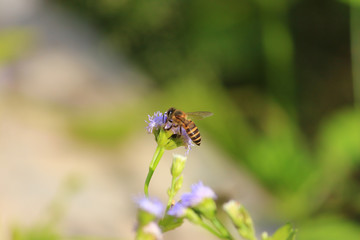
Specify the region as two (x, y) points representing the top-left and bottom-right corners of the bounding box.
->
(136, 196), (164, 218)
(167, 201), (187, 218)
(135, 196), (164, 239)
(168, 182), (217, 218)
(136, 182), (216, 218)
(182, 181), (217, 206)
(146, 111), (194, 154)
(146, 111), (166, 134)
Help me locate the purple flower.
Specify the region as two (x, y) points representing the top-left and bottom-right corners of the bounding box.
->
(146, 111), (167, 133)
(167, 202), (187, 218)
(136, 196), (164, 218)
(145, 110), (194, 153)
(181, 182), (217, 207)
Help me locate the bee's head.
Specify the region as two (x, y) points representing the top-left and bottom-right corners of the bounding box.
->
(166, 107), (176, 118)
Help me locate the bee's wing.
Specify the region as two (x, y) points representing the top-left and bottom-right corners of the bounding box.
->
(186, 111), (213, 120)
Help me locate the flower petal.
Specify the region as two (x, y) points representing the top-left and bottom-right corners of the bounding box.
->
(168, 202), (187, 218)
(181, 182), (217, 207)
(136, 196), (164, 218)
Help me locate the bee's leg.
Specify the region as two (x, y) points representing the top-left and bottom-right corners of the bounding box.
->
(170, 123), (178, 133)
(174, 124), (181, 135)
(164, 123), (171, 130)
(164, 120), (173, 130)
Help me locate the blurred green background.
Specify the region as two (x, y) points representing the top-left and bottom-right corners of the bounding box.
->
(1, 0), (360, 239)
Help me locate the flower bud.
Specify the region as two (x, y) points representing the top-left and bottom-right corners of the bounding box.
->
(174, 175), (184, 193)
(171, 154), (187, 178)
(223, 200), (255, 240)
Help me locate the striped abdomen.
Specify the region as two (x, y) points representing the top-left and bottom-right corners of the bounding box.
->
(184, 120), (201, 145)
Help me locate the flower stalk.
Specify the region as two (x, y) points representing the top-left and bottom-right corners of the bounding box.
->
(223, 200), (256, 240)
(211, 217), (233, 240)
(166, 174), (182, 211)
(183, 208), (224, 239)
(144, 145), (165, 196)
(166, 154), (186, 211)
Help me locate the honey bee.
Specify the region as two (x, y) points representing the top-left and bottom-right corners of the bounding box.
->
(164, 107), (213, 146)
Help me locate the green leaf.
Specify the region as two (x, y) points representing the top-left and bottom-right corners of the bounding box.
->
(158, 215), (184, 232)
(272, 223), (297, 240)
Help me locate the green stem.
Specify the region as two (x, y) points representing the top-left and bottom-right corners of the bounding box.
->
(166, 178), (177, 212)
(199, 222), (224, 239)
(144, 145), (165, 196)
(211, 218), (234, 240)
